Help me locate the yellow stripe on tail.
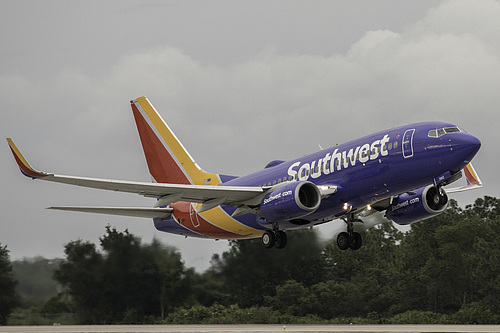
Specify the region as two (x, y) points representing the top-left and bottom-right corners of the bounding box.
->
(131, 97), (220, 185)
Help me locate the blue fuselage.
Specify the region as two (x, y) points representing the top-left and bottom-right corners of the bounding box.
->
(223, 121), (480, 229)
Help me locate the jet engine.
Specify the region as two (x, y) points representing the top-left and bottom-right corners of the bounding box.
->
(387, 185), (448, 225)
(260, 181), (321, 222)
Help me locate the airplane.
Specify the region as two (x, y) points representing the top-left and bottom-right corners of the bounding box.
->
(7, 96), (482, 250)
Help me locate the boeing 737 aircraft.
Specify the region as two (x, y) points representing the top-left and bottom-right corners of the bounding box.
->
(7, 97), (482, 250)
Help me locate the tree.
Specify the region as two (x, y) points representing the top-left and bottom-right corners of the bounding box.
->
(211, 229), (325, 308)
(0, 244), (18, 325)
(321, 221), (403, 318)
(54, 239), (104, 323)
(12, 257), (63, 305)
(55, 226), (192, 324)
(393, 198), (499, 314)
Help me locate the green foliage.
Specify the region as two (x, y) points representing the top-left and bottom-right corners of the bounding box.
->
(9, 195), (500, 325)
(54, 226), (194, 324)
(387, 310), (446, 324)
(210, 229), (325, 308)
(448, 302), (500, 324)
(0, 244), (18, 325)
(11, 257), (62, 305)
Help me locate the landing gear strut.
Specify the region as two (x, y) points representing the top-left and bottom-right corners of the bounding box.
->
(337, 213), (362, 251)
(261, 224), (288, 249)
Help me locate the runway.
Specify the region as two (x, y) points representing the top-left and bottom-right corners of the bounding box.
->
(1, 325), (500, 333)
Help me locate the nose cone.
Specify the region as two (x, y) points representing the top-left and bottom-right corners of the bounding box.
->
(452, 133), (481, 165)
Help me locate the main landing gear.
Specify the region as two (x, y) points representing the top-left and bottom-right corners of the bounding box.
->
(337, 213), (363, 251)
(261, 225), (288, 249)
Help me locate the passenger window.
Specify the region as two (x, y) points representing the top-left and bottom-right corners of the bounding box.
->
(277, 179), (281, 184)
(289, 175), (293, 181)
(394, 141), (398, 149)
(283, 177), (287, 182)
(273, 180), (276, 185)
(388, 143), (393, 150)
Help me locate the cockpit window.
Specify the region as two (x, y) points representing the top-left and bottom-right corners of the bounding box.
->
(428, 126), (462, 138)
(444, 127), (460, 133)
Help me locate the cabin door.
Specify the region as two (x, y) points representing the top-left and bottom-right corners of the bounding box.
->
(402, 129), (415, 158)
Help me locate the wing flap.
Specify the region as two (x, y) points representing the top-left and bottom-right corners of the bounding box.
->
(47, 206), (173, 219)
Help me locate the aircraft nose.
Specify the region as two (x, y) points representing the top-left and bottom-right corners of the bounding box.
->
(451, 133), (481, 163)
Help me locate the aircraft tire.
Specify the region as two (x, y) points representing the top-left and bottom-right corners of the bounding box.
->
(261, 230), (276, 248)
(337, 232), (350, 250)
(349, 232), (362, 250)
(274, 231), (288, 249)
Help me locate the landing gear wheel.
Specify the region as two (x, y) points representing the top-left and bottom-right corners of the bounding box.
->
(349, 232), (362, 251)
(261, 230), (276, 249)
(337, 232), (350, 250)
(274, 230), (288, 249)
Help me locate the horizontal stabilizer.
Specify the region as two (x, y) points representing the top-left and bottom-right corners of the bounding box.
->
(47, 206), (173, 219)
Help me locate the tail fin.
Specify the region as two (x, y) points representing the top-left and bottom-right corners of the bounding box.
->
(131, 96), (221, 185)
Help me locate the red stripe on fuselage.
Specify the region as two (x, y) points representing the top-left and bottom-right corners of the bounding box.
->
(171, 201), (247, 239)
(131, 102), (190, 184)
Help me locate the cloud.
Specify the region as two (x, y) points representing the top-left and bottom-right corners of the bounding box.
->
(1, 0), (499, 269)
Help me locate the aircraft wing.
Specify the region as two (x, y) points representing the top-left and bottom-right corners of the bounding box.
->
(7, 138), (265, 210)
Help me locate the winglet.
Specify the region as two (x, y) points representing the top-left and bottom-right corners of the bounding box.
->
(6, 138), (50, 179)
(464, 163), (482, 187)
(445, 163), (483, 193)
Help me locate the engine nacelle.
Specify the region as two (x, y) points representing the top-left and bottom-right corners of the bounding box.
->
(260, 181), (321, 222)
(387, 185), (448, 225)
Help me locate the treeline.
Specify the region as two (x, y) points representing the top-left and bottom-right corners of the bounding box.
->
(3, 196), (500, 325)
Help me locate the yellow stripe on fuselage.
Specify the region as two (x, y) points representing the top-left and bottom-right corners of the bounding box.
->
(135, 96), (220, 186)
(197, 204), (264, 238)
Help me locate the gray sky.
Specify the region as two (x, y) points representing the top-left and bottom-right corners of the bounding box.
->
(1, 0), (498, 271)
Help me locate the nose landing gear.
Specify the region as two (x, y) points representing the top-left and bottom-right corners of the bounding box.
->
(337, 213), (363, 250)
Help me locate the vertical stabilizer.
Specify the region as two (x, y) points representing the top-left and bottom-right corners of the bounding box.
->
(131, 97), (220, 185)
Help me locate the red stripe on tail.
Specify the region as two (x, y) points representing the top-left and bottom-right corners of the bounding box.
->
(131, 102), (190, 184)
